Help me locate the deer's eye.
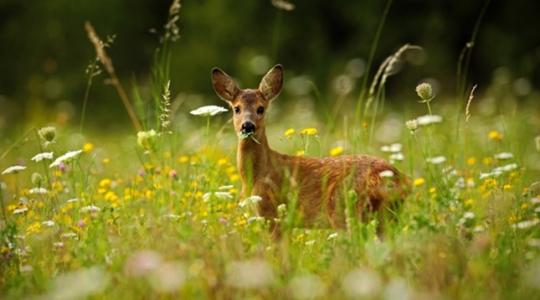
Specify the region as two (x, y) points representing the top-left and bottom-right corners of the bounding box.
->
(256, 106), (265, 115)
(234, 106), (240, 114)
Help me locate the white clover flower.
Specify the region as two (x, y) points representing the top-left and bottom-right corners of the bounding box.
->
(80, 205), (101, 213)
(239, 195), (263, 208)
(29, 187), (48, 195)
(379, 170), (395, 178)
(42, 220), (55, 227)
(190, 105), (228, 117)
(380, 143), (402, 153)
(426, 156), (447, 165)
(31, 152), (54, 162)
(49, 150), (83, 168)
(2, 165), (26, 175)
(416, 114), (443, 126)
(494, 152), (514, 160)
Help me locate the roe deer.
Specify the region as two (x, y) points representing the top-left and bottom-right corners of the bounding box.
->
(211, 64), (410, 233)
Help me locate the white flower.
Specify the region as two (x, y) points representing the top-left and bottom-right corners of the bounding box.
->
(463, 212), (475, 219)
(513, 219), (539, 230)
(405, 119), (418, 132)
(379, 170), (395, 178)
(426, 156), (446, 165)
(13, 207), (29, 215)
(305, 240), (316, 246)
(61, 232), (78, 239)
(190, 105), (228, 117)
(2, 165), (26, 175)
(29, 187), (48, 195)
(493, 163), (518, 173)
(389, 153), (404, 161)
(203, 191), (233, 201)
(31, 152), (54, 162)
(218, 185), (234, 190)
(416, 114), (443, 126)
(42, 220), (55, 227)
(327, 232), (339, 240)
(49, 150), (83, 168)
(53, 242), (65, 248)
(67, 198), (79, 203)
(239, 195), (263, 208)
(381, 143), (402, 153)
(164, 213), (180, 220)
(80, 205), (101, 213)
(494, 152), (513, 160)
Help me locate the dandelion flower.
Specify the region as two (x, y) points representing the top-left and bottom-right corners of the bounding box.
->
(31, 152), (54, 162)
(330, 146), (344, 156)
(189, 105), (228, 117)
(83, 143), (94, 153)
(284, 128), (295, 138)
(488, 130), (503, 141)
(2, 165), (26, 175)
(413, 177), (426, 187)
(300, 128), (318, 136)
(49, 150), (83, 168)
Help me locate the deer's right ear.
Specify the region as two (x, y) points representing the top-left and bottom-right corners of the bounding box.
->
(211, 68), (239, 102)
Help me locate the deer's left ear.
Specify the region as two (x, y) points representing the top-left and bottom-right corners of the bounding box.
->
(259, 64), (283, 101)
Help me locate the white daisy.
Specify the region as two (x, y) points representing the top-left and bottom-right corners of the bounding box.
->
(2, 165), (26, 175)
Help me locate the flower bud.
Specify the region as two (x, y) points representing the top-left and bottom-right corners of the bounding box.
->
(38, 126), (57, 143)
(415, 82), (433, 101)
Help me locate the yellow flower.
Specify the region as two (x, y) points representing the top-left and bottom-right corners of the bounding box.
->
(429, 187), (437, 194)
(413, 177), (426, 187)
(178, 155), (189, 164)
(284, 128), (296, 138)
(482, 157), (493, 166)
(102, 158), (110, 165)
(300, 127), (318, 136)
(488, 130), (503, 141)
(296, 150), (305, 157)
(218, 158), (228, 166)
(83, 142), (94, 153)
(329, 146), (344, 156)
(26, 222), (42, 236)
(464, 198), (474, 206)
(467, 157), (477, 166)
(503, 184), (512, 191)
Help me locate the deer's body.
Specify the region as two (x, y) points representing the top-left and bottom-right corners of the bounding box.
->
(212, 65), (409, 231)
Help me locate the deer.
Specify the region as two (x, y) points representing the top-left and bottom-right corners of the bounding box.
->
(211, 64), (410, 235)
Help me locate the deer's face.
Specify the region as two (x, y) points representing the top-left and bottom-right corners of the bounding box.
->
(211, 65), (283, 139)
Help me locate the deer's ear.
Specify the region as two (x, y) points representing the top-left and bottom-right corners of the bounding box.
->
(211, 68), (239, 102)
(259, 64), (283, 101)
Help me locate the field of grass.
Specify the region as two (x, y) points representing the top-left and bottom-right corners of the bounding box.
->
(2, 1), (540, 299)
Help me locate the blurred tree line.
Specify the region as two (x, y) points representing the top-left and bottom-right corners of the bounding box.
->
(0, 0), (538, 130)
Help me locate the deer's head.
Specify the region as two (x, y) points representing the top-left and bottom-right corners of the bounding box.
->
(211, 65), (283, 141)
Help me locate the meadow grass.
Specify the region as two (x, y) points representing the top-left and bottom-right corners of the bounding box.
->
(1, 0), (540, 299)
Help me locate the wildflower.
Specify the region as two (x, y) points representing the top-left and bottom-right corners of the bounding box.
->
(405, 119), (418, 133)
(488, 130), (503, 141)
(413, 177), (426, 187)
(189, 105), (228, 117)
(300, 127), (318, 136)
(381, 143), (402, 153)
(271, 0), (295, 11)
(494, 152), (513, 160)
(49, 150), (83, 168)
(13, 207), (28, 215)
(31, 152), (54, 162)
(416, 114), (443, 126)
(67, 198), (79, 203)
(341, 268), (382, 299)
(467, 157), (477, 166)
(416, 82), (433, 101)
(61, 232), (78, 239)
(512, 219), (539, 230)
(42, 220), (55, 227)
(226, 259), (275, 289)
(1, 165), (26, 175)
(389, 153), (404, 162)
(203, 191), (233, 201)
(296, 150), (305, 156)
(218, 185), (234, 190)
(493, 163), (519, 173)
(137, 130), (158, 150)
(239, 195), (262, 208)
(327, 232), (339, 240)
(482, 157), (493, 165)
(83, 143), (94, 153)
(80, 205), (101, 213)
(330, 146), (344, 156)
(379, 170), (395, 178)
(26, 222), (42, 235)
(178, 155), (189, 164)
(426, 156), (446, 165)
(284, 128), (295, 138)
(38, 126), (57, 144)
(29, 187), (48, 195)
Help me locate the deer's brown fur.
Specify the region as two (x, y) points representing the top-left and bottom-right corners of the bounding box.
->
(211, 65), (410, 231)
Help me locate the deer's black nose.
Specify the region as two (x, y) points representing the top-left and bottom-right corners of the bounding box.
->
(241, 122), (256, 134)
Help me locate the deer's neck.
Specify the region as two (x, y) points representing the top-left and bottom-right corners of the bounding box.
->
(237, 131), (274, 185)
